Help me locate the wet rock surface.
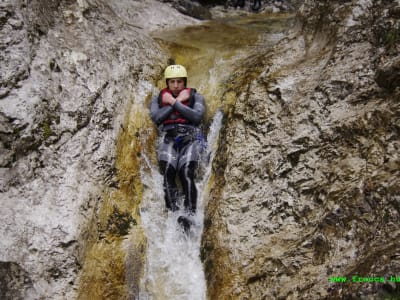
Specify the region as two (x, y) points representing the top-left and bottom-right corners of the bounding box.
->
(2, 0), (399, 299)
(162, 0), (302, 19)
(0, 0), (198, 298)
(202, 0), (400, 299)
(0, 262), (33, 300)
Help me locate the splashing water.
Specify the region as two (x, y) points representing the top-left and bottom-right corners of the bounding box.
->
(136, 13), (293, 299)
(139, 111), (223, 300)
(76, 12), (294, 299)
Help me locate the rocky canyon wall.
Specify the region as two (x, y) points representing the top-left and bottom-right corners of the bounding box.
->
(202, 0), (400, 299)
(1, 0), (399, 299)
(0, 0), (195, 298)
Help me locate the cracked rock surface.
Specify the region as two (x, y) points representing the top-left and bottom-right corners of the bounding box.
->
(0, 0), (197, 298)
(202, 0), (400, 299)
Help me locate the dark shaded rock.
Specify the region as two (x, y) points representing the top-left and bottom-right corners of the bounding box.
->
(0, 0), (171, 298)
(162, 0), (212, 19)
(202, 0), (400, 299)
(375, 56), (400, 92)
(0, 262), (33, 300)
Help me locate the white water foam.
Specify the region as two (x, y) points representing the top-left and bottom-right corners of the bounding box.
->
(138, 110), (223, 300)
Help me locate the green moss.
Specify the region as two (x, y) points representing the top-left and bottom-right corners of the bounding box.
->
(42, 122), (52, 140)
(200, 242), (215, 283)
(200, 243), (211, 263)
(42, 114), (61, 140)
(383, 24), (400, 49)
(13, 127), (22, 135)
(383, 209), (390, 223)
(105, 205), (137, 237)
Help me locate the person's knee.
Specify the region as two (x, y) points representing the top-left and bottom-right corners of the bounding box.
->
(160, 161), (177, 189)
(159, 161), (167, 175)
(179, 162), (198, 181)
(160, 161), (176, 176)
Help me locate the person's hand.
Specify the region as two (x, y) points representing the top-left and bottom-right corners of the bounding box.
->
(176, 89), (190, 103)
(162, 92), (177, 106)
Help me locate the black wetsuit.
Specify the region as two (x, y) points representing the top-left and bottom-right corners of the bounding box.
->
(233, 0), (261, 11)
(252, 0), (261, 11)
(150, 89), (206, 214)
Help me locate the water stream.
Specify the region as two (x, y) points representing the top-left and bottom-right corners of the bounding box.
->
(136, 13), (294, 300)
(75, 12), (293, 300)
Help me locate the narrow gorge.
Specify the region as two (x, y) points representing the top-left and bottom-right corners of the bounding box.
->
(1, 1), (399, 300)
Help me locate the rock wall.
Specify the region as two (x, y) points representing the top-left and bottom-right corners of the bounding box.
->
(2, 0), (399, 298)
(0, 0), (196, 298)
(202, 0), (400, 299)
(161, 0), (302, 20)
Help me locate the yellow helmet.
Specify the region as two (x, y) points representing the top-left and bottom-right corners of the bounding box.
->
(164, 64), (187, 79)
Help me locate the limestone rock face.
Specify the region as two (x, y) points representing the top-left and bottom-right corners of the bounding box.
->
(162, 0), (302, 20)
(202, 0), (400, 299)
(0, 0), (195, 298)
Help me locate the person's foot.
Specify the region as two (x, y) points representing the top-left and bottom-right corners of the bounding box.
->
(177, 216), (192, 233)
(166, 199), (179, 212)
(170, 202), (179, 212)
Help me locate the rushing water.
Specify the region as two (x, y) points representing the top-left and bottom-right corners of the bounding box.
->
(136, 12), (293, 300)
(139, 111), (222, 300)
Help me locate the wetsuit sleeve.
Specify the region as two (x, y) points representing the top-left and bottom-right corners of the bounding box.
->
(149, 94), (174, 125)
(173, 93), (206, 125)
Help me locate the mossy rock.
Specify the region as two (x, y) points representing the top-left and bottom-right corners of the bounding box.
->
(105, 205), (137, 237)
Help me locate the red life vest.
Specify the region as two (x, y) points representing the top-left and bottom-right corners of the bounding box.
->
(158, 88), (196, 125)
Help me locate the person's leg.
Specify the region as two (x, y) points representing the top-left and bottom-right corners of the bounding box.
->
(176, 133), (204, 215)
(178, 161), (198, 214)
(159, 161), (179, 211)
(252, 0), (261, 11)
(158, 136), (179, 211)
(233, 0), (245, 8)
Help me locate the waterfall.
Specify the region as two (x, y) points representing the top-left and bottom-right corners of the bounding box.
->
(138, 111), (223, 300)
(127, 13), (293, 299)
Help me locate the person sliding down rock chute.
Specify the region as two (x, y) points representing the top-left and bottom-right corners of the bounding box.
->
(232, 0), (261, 11)
(150, 64), (206, 232)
